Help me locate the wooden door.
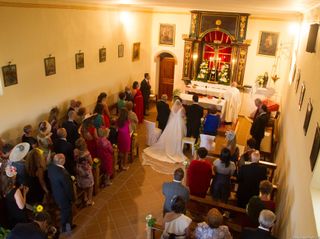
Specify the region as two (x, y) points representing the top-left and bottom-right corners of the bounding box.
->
(159, 57), (175, 100)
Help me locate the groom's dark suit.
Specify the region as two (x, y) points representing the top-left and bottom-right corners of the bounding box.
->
(186, 103), (203, 142)
(156, 100), (171, 131)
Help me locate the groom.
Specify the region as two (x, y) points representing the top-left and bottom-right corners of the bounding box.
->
(156, 94), (171, 132)
(186, 94), (203, 143)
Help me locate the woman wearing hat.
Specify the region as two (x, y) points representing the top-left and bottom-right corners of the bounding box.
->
(1, 165), (29, 229)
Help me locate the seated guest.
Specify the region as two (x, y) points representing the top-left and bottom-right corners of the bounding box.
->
(195, 208), (232, 239)
(94, 92), (110, 128)
(1, 165), (29, 229)
(246, 180), (276, 226)
(48, 107), (60, 142)
(237, 151), (267, 208)
(203, 106), (220, 136)
(108, 117), (118, 145)
(75, 106), (87, 126)
(125, 86), (134, 103)
(240, 209), (277, 239)
(93, 103), (106, 129)
(74, 138), (94, 206)
(225, 131), (239, 163)
(25, 149), (49, 205)
(117, 92), (126, 112)
(211, 148), (236, 202)
(162, 168), (189, 215)
(80, 116), (98, 159)
(132, 81), (144, 123)
(9, 143), (30, 187)
(127, 101), (139, 133)
(53, 128), (75, 175)
(97, 128), (113, 186)
(67, 99), (81, 114)
(187, 147), (212, 198)
(62, 110), (79, 147)
(21, 125), (37, 151)
(161, 195), (192, 239)
(37, 121), (53, 160)
(238, 138), (257, 168)
(250, 104), (269, 150)
(47, 154), (74, 233)
(156, 94), (171, 132)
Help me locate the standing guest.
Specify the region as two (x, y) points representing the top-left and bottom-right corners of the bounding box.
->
(156, 94), (171, 132)
(140, 73), (151, 116)
(117, 108), (131, 171)
(37, 121), (53, 161)
(22, 125), (38, 151)
(25, 149), (49, 205)
(81, 116), (98, 159)
(97, 128), (113, 187)
(238, 138), (257, 168)
(225, 131), (239, 163)
(250, 98), (263, 120)
(117, 92), (126, 112)
(237, 151), (267, 208)
(223, 81), (241, 125)
(74, 138), (94, 206)
(67, 100), (82, 114)
(240, 209), (277, 239)
(47, 154), (74, 233)
(48, 107), (60, 142)
(161, 195), (192, 239)
(203, 106), (220, 136)
(108, 117), (118, 145)
(53, 128), (75, 176)
(187, 147), (212, 198)
(76, 107), (87, 126)
(125, 86), (134, 103)
(195, 208), (232, 239)
(132, 81), (144, 123)
(62, 110), (79, 147)
(246, 180), (276, 226)
(93, 103), (106, 130)
(1, 165), (29, 229)
(162, 168), (189, 215)
(250, 104), (269, 150)
(211, 148), (236, 202)
(127, 101), (139, 133)
(186, 94), (203, 143)
(94, 92), (110, 128)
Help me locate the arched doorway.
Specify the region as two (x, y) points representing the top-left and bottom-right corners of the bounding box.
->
(158, 52), (175, 100)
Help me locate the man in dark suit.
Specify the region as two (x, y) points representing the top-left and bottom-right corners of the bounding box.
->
(162, 168), (189, 215)
(62, 110), (79, 147)
(250, 104), (269, 150)
(186, 94), (203, 143)
(53, 128), (75, 176)
(140, 73), (151, 116)
(241, 209), (277, 239)
(47, 154), (74, 233)
(237, 151), (267, 208)
(156, 94), (171, 132)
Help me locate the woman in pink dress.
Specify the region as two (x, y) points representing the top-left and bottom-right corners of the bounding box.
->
(97, 128), (113, 186)
(132, 81), (144, 123)
(117, 108), (131, 171)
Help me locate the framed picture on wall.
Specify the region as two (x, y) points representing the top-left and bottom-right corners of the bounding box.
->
(75, 52), (84, 69)
(295, 69), (301, 93)
(310, 123), (320, 171)
(44, 56), (56, 76)
(257, 31), (279, 57)
(303, 98), (313, 135)
(132, 42), (140, 62)
(159, 24), (175, 46)
(298, 82), (306, 111)
(118, 44), (124, 58)
(2, 64), (18, 87)
(99, 48), (106, 63)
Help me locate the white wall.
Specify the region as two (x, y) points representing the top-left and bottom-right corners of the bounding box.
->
(273, 7), (320, 238)
(0, 6), (152, 141)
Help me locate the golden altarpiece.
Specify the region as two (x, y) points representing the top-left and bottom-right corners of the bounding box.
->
(182, 11), (250, 86)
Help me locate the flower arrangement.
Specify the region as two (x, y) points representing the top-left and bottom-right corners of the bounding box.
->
(145, 214), (156, 227)
(197, 60), (209, 82)
(173, 88), (182, 98)
(92, 158), (100, 169)
(0, 227), (10, 238)
(218, 63), (230, 85)
(256, 74), (264, 87)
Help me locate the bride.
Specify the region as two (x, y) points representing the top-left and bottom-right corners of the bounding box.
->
(143, 98), (186, 170)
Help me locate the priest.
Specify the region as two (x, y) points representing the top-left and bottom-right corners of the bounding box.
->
(223, 81), (241, 125)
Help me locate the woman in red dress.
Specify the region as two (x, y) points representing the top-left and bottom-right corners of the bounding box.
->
(94, 92), (110, 128)
(132, 81), (144, 123)
(80, 116), (98, 159)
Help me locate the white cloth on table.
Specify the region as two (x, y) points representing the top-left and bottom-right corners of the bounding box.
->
(223, 86), (241, 123)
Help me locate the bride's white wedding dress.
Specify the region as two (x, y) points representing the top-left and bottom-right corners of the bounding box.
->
(142, 100), (187, 173)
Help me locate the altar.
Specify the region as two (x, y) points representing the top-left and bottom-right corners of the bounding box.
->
(185, 81), (230, 98)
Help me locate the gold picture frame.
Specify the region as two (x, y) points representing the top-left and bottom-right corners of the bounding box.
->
(75, 52), (84, 69)
(159, 24), (175, 46)
(257, 31), (279, 57)
(2, 64), (18, 87)
(44, 56), (56, 76)
(132, 42), (140, 62)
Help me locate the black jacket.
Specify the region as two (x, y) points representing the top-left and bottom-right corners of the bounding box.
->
(140, 79), (151, 98)
(53, 138), (75, 175)
(156, 101), (171, 131)
(186, 104), (203, 128)
(250, 112), (269, 141)
(240, 228), (277, 239)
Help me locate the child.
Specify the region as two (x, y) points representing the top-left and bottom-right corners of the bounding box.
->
(97, 128), (113, 187)
(117, 108), (131, 171)
(108, 117), (118, 146)
(22, 125), (38, 151)
(74, 137), (94, 206)
(117, 92), (126, 112)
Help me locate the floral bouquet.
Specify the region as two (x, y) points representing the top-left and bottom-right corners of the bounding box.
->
(145, 214), (156, 227)
(218, 63), (230, 85)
